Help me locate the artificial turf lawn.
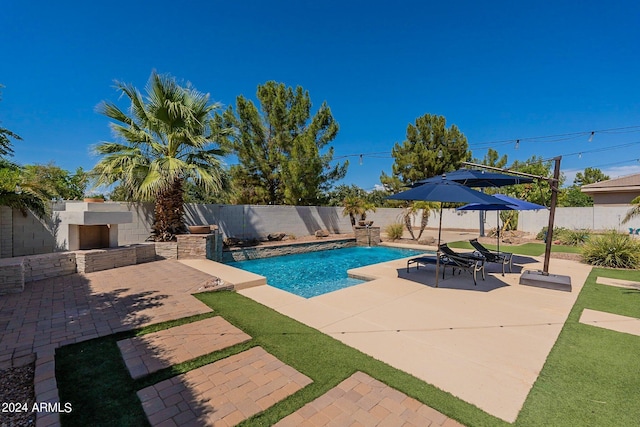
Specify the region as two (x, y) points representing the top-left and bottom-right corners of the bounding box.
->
(514, 268), (640, 426)
(448, 240), (582, 255)
(55, 292), (506, 427)
(55, 268), (639, 427)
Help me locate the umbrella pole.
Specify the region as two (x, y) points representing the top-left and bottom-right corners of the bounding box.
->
(436, 203), (443, 288)
(496, 211), (500, 255)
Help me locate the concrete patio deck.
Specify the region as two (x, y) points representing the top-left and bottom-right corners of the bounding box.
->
(238, 253), (592, 423)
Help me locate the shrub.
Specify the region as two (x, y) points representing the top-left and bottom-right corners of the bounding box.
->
(385, 223), (404, 241)
(536, 226), (567, 241)
(555, 228), (591, 246)
(581, 231), (640, 269)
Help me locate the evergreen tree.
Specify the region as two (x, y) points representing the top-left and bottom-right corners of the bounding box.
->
(508, 156), (563, 207)
(380, 113), (470, 191)
(473, 148), (508, 169)
(573, 167), (609, 186)
(224, 81), (347, 205)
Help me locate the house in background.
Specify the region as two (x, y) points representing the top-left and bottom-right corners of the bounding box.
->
(581, 172), (640, 206)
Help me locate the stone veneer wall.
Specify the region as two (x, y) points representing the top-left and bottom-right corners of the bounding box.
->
(355, 226), (381, 246)
(75, 244), (158, 274)
(176, 233), (222, 261)
(23, 253), (77, 282)
(155, 242), (178, 260)
(0, 257), (25, 294)
(222, 238), (356, 262)
(0, 244), (160, 294)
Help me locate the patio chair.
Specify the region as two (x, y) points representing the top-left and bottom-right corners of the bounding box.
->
(406, 255), (457, 280)
(469, 238), (513, 276)
(438, 244), (486, 286)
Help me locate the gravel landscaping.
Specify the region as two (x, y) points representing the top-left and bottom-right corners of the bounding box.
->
(0, 363), (35, 426)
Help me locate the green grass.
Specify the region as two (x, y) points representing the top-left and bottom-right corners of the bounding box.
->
(56, 268), (640, 427)
(56, 312), (217, 427)
(514, 268), (640, 426)
(448, 240), (581, 255)
(56, 292), (506, 427)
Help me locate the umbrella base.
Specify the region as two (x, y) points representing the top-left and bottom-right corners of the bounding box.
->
(519, 269), (572, 292)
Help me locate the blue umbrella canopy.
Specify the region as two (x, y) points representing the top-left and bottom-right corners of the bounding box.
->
(412, 168), (535, 188)
(492, 194), (546, 210)
(456, 194), (546, 212)
(388, 179), (513, 204)
(456, 194), (545, 254)
(387, 180), (509, 287)
(413, 170), (536, 237)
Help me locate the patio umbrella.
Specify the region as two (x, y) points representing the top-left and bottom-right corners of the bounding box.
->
(387, 179), (510, 286)
(411, 168), (534, 188)
(457, 194), (546, 254)
(411, 169), (535, 236)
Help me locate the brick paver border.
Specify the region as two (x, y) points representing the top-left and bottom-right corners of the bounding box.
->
(117, 316), (251, 379)
(137, 346), (312, 426)
(275, 371), (464, 427)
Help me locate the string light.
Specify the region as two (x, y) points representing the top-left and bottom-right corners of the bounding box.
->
(515, 139), (520, 150)
(588, 131), (595, 142)
(359, 154), (363, 165)
(578, 152), (582, 159)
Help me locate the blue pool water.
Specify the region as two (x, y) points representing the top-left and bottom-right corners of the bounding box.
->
(228, 246), (426, 298)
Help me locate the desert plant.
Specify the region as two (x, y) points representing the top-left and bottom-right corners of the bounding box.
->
(536, 226), (567, 241)
(581, 230), (640, 269)
(385, 223), (404, 241)
(500, 210), (518, 231)
(555, 228), (591, 246)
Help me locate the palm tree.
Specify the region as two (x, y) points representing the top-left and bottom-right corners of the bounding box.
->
(0, 159), (50, 219)
(622, 196), (640, 225)
(0, 93), (51, 219)
(403, 201), (438, 240)
(342, 196), (376, 228)
(92, 72), (230, 241)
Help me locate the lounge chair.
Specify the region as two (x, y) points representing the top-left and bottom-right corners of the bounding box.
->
(469, 238), (513, 276)
(406, 255), (457, 280)
(438, 244), (486, 286)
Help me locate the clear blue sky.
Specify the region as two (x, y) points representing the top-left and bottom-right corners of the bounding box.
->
(2, 0), (639, 191)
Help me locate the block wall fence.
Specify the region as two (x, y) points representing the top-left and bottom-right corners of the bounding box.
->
(1, 203), (639, 259)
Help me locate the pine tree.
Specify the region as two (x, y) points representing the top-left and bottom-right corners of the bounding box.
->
(380, 113), (470, 190)
(224, 81), (347, 205)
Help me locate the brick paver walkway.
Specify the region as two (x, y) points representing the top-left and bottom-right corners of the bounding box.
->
(137, 346), (313, 426)
(2, 258), (469, 427)
(118, 316), (251, 379)
(275, 371), (464, 427)
(0, 260), (214, 427)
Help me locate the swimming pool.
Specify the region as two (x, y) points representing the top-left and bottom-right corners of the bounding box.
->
(228, 246), (426, 298)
